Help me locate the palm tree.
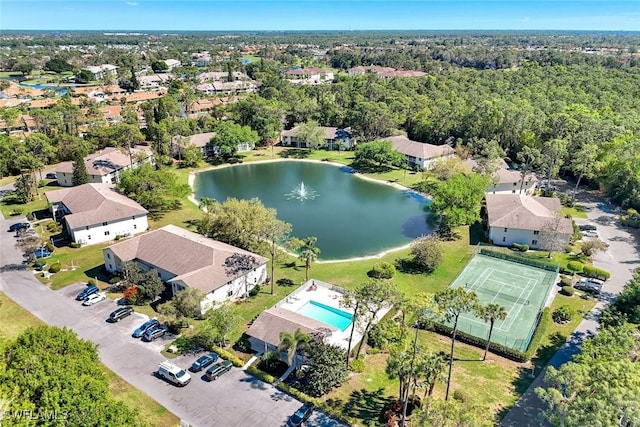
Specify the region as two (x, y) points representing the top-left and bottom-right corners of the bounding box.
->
(481, 303), (508, 361)
(297, 236), (320, 281)
(198, 197), (216, 213)
(278, 328), (311, 369)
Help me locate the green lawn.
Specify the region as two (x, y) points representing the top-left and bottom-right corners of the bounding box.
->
(561, 205), (588, 219)
(0, 292), (179, 427)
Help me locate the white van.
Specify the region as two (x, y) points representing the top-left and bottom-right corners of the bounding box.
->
(157, 361), (191, 386)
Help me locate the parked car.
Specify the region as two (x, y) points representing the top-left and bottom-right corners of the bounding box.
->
(287, 403), (314, 427)
(45, 172), (57, 179)
(579, 224), (597, 231)
(579, 277), (605, 286)
(189, 353), (219, 372)
(581, 229), (598, 238)
(574, 279), (603, 294)
(205, 360), (233, 381)
(34, 248), (52, 258)
(82, 292), (106, 306)
(9, 222), (30, 232)
(157, 361), (191, 387)
(76, 284), (99, 301)
(108, 306), (134, 322)
(142, 324), (168, 342)
(132, 318), (160, 338)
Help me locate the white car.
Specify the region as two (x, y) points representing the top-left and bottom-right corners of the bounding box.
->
(581, 230), (598, 239)
(82, 292), (106, 306)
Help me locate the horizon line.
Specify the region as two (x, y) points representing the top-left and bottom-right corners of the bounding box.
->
(2, 28), (640, 33)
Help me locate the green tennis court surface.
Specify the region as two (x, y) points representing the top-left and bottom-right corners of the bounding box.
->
(446, 253), (557, 352)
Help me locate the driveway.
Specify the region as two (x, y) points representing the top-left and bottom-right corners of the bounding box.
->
(0, 217), (344, 427)
(500, 186), (639, 426)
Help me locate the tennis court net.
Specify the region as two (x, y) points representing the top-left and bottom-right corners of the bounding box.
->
(473, 287), (530, 305)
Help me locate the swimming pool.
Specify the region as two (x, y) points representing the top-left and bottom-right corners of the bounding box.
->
(296, 300), (353, 331)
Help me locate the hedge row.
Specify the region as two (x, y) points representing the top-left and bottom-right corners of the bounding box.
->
(246, 365), (276, 383)
(620, 217), (640, 228)
(566, 260), (584, 273)
(429, 323), (527, 362)
(582, 265), (611, 280)
(525, 308), (552, 360)
(211, 346), (245, 367)
(479, 248), (558, 272)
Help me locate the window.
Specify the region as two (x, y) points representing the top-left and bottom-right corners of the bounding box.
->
(533, 230), (539, 235)
(532, 240), (538, 245)
(102, 222), (108, 226)
(104, 231), (110, 236)
(131, 216), (136, 220)
(88, 235), (91, 240)
(133, 224), (137, 229)
(504, 228), (508, 232)
(85, 226), (89, 230)
(513, 182), (517, 186)
(502, 237), (506, 242)
(512, 190), (516, 193)
(227, 289), (233, 297)
(106, 253), (111, 259)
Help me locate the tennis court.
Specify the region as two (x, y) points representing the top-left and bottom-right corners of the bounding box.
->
(445, 251), (558, 352)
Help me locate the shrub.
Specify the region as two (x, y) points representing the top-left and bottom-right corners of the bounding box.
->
(48, 262), (61, 273)
(108, 276), (121, 285)
(248, 284), (260, 297)
(582, 265), (611, 280)
(453, 389), (470, 403)
(511, 242), (529, 252)
(560, 276), (573, 287)
(211, 346), (244, 367)
(87, 278), (97, 286)
(46, 222), (58, 232)
(552, 306), (574, 324)
(410, 235), (444, 273)
(566, 260), (584, 273)
(246, 366), (276, 383)
(350, 356), (365, 373)
(560, 286), (575, 296)
(26, 213), (34, 221)
(45, 242), (55, 252)
(114, 235), (121, 241)
(565, 245), (573, 253)
(9, 206), (24, 215)
(366, 347), (380, 355)
(275, 383), (321, 407)
(367, 319), (402, 350)
(234, 334), (253, 353)
(69, 242), (81, 248)
(368, 262), (396, 279)
(173, 336), (197, 354)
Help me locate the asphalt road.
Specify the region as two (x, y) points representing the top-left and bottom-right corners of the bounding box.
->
(0, 215), (335, 427)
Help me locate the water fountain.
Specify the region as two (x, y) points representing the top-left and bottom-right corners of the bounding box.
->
(285, 181), (318, 200)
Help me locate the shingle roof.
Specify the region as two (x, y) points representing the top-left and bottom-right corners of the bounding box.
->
(45, 184), (148, 229)
(385, 135), (454, 159)
(485, 194), (573, 233)
(281, 126), (350, 140)
(106, 225), (268, 293)
(55, 146), (152, 176)
(246, 307), (337, 346)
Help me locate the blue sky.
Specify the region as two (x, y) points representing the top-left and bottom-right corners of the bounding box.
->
(1, 1), (639, 31)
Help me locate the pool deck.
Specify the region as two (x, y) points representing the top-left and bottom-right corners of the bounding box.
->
(275, 280), (390, 350)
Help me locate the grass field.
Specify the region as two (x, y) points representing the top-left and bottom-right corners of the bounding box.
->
(0, 292), (179, 427)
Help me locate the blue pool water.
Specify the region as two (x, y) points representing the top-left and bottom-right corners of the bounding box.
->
(297, 301), (353, 331)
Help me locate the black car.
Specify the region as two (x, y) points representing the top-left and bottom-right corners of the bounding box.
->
(287, 403), (314, 427)
(189, 353), (219, 372)
(579, 224), (597, 232)
(8, 222), (30, 232)
(76, 284), (99, 301)
(142, 325), (168, 342)
(108, 306), (134, 322)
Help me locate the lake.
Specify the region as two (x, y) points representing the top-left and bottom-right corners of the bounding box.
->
(192, 161), (434, 260)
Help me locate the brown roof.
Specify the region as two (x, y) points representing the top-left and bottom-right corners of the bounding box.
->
(246, 307), (337, 346)
(281, 126), (348, 140)
(45, 184), (148, 229)
(385, 135), (454, 159)
(462, 158), (535, 184)
(179, 132), (215, 148)
(485, 194), (573, 233)
(28, 98), (59, 109)
(106, 224), (267, 293)
(56, 146), (152, 176)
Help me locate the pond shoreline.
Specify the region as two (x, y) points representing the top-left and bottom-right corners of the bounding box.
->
(187, 157), (431, 263)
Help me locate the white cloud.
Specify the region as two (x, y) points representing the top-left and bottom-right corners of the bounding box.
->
(125, 2), (139, 6)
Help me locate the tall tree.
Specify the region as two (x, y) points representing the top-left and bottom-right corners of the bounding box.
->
(541, 138), (569, 188)
(479, 303), (508, 361)
(569, 142), (598, 204)
(198, 303), (241, 347)
(295, 236), (321, 282)
(353, 279), (398, 360)
(429, 172), (490, 228)
(303, 335), (348, 397)
(516, 144), (542, 194)
(208, 121), (259, 158)
(71, 149), (89, 186)
(278, 328), (311, 369)
(295, 120), (325, 150)
(434, 287), (480, 400)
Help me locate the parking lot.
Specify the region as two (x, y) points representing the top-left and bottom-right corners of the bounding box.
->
(1, 218), (317, 427)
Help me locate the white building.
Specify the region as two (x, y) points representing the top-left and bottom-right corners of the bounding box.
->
(83, 64), (119, 81)
(55, 146), (154, 187)
(463, 158), (539, 195)
(171, 131), (254, 159)
(45, 184), (148, 246)
(385, 135), (455, 169)
(163, 59), (181, 71)
(280, 126), (355, 150)
(485, 194), (573, 251)
(103, 225), (268, 314)
(284, 68), (334, 85)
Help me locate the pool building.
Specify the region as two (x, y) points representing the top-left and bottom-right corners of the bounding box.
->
(246, 280), (388, 359)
